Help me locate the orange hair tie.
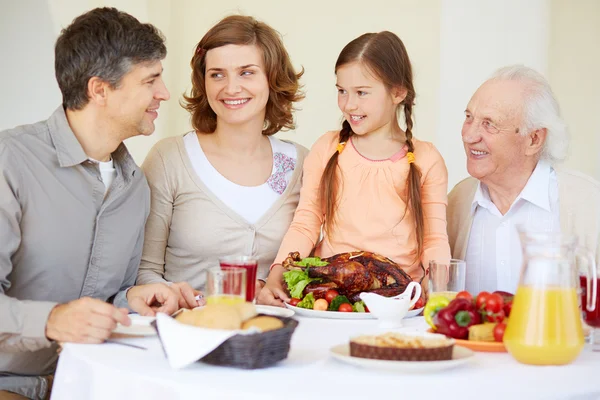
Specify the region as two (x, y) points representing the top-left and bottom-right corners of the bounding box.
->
(336, 142), (347, 154)
(406, 152), (415, 164)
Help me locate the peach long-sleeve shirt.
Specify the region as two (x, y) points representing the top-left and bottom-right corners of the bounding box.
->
(274, 130), (451, 281)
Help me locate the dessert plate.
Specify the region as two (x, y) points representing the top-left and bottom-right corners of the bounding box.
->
(112, 314), (157, 337)
(330, 344), (474, 373)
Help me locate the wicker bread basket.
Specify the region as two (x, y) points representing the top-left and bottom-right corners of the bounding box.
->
(155, 314), (298, 369)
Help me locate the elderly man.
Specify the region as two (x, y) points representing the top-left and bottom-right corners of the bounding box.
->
(0, 8), (199, 400)
(447, 65), (600, 295)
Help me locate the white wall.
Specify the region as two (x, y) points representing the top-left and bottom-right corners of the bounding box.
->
(166, 0), (441, 154)
(1, 0), (598, 186)
(548, 0), (600, 180)
(0, 0), (61, 130)
(438, 0), (550, 188)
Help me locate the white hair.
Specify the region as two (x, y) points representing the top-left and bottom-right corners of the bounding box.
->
(489, 65), (569, 163)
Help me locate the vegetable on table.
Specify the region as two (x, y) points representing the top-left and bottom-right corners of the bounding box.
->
(338, 303), (353, 312)
(295, 257), (329, 267)
(289, 298), (301, 306)
(494, 322), (507, 342)
(313, 298), (328, 311)
(352, 301), (366, 313)
(296, 292), (315, 309)
(328, 295), (351, 311)
(424, 295), (451, 330)
(468, 323), (496, 342)
(283, 267), (321, 299)
(434, 298), (482, 339)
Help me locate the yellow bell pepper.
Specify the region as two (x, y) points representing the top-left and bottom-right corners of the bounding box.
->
(424, 295), (451, 330)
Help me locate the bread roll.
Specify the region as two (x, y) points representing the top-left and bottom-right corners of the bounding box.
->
(234, 302), (257, 322)
(241, 316), (284, 332)
(175, 304), (242, 330)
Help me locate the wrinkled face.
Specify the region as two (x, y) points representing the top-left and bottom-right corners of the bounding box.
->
(336, 62), (402, 136)
(462, 79), (530, 184)
(105, 60), (170, 139)
(204, 44), (270, 128)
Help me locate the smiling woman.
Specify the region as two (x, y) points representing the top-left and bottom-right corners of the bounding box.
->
(136, 15), (308, 299)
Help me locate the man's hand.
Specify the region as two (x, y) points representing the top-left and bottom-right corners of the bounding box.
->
(45, 297), (130, 344)
(170, 281), (205, 309)
(126, 283), (180, 316)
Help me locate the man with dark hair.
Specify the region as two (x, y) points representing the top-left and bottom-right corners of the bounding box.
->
(0, 8), (196, 399)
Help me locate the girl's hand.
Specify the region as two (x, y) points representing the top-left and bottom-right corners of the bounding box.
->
(257, 267), (290, 307)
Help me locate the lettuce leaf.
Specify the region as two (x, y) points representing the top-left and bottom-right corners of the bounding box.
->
(296, 292), (315, 309)
(283, 269), (320, 299)
(352, 300), (366, 313)
(295, 257), (329, 267)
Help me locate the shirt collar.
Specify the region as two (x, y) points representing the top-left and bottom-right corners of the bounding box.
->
(47, 106), (88, 168)
(519, 160), (552, 212)
(470, 160), (553, 215)
(47, 105), (140, 182)
(471, 181), (492, 215)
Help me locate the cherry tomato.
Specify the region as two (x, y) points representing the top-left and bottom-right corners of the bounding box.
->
(338, 303), (353, 312)
(456, 291), (473, 301)
(364, 305), (370, 313)
(485, 293), (504, 314)
(494, 322), (507, 342)
(413, 298), (425, 309)
(486, 309), (505, 323)
(475, 291), (491, 309)
(325, 289), (340, 304)
(313, 298), (328, 311)
(289, 298), (301, 306)
(503, 301), (512, 317)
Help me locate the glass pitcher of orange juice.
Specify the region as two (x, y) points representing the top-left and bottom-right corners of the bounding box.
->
(504, 229), (597, 365)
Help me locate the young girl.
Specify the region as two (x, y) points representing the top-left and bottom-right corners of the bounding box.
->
(258, 31), (451, 306)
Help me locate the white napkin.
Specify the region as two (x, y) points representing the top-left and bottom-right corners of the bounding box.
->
(155, 313), (258, 369)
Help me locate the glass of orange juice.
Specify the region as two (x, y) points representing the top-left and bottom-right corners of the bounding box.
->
(205, 267), (246, 305)
(504, 229), (596, 365)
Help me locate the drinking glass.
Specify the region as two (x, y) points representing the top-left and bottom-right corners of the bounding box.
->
(579, 271), (599, 351)
(219, 256), (258, 303)
(205, 266), (246, 305)
(428, 259), (466, 297)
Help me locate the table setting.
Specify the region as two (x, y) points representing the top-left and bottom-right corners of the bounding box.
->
(50, 230), (600, 400)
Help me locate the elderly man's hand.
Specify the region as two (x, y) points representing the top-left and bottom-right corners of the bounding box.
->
(45, 297), (130, 344)
(126, 283), (180, 316)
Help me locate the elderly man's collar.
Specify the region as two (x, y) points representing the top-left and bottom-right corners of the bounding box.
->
(471, 159), (553, 216)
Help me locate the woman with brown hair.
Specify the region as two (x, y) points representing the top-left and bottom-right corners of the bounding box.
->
(259, 31), (451, 306)
(137, 15), (307, 301)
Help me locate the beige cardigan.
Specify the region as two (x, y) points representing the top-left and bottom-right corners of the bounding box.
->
(137, 135), (308, 289)
(447, 167), (600, 268)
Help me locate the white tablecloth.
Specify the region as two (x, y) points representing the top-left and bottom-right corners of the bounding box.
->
(51, 316), (599, 400)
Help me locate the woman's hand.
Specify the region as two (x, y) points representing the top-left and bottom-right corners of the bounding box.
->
(257, 265), (290, 307)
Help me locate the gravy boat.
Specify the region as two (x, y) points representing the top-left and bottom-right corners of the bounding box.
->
(360, 282), (422, 328)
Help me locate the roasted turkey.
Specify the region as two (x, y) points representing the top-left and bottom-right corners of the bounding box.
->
(282, 251), (420, 302)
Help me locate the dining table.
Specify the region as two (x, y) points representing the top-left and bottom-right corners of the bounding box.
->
(50, 310), (600, 400)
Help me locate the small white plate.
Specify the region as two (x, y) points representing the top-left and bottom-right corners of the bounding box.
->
(284, 304), (424, 320)
(112, 315), (157, 337)
(330, 343), (474, 373)
(255, 305), (295, 318)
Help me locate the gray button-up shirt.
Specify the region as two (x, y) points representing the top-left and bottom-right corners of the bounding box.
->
(0, 106), (150, 376)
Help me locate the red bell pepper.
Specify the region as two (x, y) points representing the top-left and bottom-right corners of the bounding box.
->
(434, 298), (481, 339)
